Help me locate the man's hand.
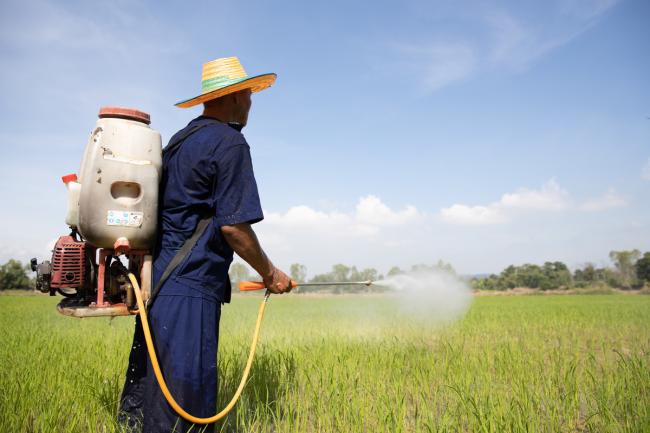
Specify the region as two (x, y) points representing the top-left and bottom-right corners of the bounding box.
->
(263, 267), (293, 294)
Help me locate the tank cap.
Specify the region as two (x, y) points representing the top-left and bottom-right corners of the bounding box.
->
(61, 173), (78, 184)
(98, 106), (151, 125)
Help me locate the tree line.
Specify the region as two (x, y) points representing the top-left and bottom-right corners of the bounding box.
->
(2, 249), (649, 292)
(471, 250), (650, 291)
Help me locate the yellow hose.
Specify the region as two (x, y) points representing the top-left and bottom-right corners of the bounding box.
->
(128, 273), (269, 425)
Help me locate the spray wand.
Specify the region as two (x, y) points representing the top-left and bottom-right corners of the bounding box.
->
(239, 280), (374, 291)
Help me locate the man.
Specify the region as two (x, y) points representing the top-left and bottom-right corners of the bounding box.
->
(118, 56), (292, 433)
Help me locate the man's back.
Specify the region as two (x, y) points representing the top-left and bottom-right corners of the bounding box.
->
(155, 116), (264, 303)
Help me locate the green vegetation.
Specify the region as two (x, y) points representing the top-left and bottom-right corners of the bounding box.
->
(472, 249), (650, 291)
(0, 259), (32, 291)
(1, 293), (648, 432)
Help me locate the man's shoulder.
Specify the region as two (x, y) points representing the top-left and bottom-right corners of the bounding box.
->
(186, 117), (247, 149)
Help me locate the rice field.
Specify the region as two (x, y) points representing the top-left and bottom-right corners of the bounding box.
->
(0, 293), (648, 433)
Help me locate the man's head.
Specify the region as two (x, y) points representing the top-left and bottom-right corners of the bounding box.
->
(202, 89), (252, 128)
(175, 57), (275, 109)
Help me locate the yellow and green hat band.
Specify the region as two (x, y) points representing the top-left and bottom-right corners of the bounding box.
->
(175, 73), (277, 108)
(201, 76), (248, 93)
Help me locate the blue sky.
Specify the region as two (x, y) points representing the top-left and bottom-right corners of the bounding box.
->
(0, 0), (648, 276)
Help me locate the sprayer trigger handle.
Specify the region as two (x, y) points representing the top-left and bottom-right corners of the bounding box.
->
(238, 280), (299, 292)
(238, 281), (266, 291)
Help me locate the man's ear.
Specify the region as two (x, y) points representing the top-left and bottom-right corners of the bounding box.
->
(233, 89), (251, 103)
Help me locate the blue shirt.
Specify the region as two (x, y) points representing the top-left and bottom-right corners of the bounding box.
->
(153, 116), (264, 303)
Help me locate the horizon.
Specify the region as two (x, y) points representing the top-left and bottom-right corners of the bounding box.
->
(1, 0), (649, 275)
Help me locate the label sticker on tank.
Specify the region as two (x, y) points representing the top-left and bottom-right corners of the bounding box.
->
(107, 210), (144, 227)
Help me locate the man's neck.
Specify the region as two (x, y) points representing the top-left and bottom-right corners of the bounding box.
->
(201, 112), (229, 123)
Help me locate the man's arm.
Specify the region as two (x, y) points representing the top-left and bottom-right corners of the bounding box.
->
(221, 223), (292, 294)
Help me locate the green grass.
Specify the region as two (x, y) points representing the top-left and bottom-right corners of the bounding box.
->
(0, 294), (648, 432)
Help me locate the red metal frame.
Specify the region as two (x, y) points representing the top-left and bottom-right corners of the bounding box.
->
(93, 249), (148, 308)
(95, 249), (110, 307)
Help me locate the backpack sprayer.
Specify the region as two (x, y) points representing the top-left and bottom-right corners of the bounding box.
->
(31, 107), (160, 317)
(30, 107), (375, 424)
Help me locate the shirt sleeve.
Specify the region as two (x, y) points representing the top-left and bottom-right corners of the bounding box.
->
(212, 143), (264, 226)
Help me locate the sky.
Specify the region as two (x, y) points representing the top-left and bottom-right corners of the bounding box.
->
(0, 0), (648, 277)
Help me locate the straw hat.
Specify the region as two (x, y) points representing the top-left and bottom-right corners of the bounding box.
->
(175, 57), (276, 108)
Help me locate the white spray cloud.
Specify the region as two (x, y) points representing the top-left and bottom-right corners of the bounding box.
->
(375, 269), (472, 323)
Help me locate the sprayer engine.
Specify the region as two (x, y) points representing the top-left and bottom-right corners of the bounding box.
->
(30, 231), (152, 317)
(30, 106), (160, 318)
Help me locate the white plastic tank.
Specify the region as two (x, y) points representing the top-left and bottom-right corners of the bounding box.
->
(77, 107), (162, 250)
(62, 174), (81, 228)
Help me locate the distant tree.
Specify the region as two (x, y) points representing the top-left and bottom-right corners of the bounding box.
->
(387, 266), (403, 277)
(484, 274), (500, 290)
(518, 264), (544, 289)
(356, 268), (380, 290)
(228, 262), (251, 285)
(0, 259), (32, 291)
(289, 263), (307, 284)
(636, 252), (650, 285)
(309, 265), (343, 293)
(410, 261), (456, 275)
(609, 250), (641, 288)
(471, 274), (500, 291)
(410, 263), (433, 273)
(499, 265), (518, 289)
(540, 261), (572, 290)
(435, 260), (457, 275)
(331, 264), (352, 282)
(574, 263), (616, 288)
(574, 264), (595, 285)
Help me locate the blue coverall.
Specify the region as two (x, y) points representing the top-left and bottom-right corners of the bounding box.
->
(118, 116), (264, 433)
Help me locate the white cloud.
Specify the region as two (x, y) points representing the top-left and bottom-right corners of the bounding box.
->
(356, 195), (421, 226)
(440, 179), (569, 225)
(386, 1), (619, 92)
(263, 195), (423, 239)
(500, 179), (570, 211)
(0, 0), (185, 55)
(557, 0), (620, 21)
(579, 189), (627, 211)
(421, 43), (476, 92)
(642, 158), (650, 181)
(440, 180), (630, 225)
(440, 204), (507, 226)
(486, 1), (620, 71)
(486, 11), (533, 68)
(392, 42), (476, 92)
(256, 196), (425, 273)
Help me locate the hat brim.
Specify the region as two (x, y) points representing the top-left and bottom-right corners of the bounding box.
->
(175, 73), (277, 108)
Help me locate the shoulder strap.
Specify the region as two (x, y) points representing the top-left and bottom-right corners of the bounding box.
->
(163, 117), (218, 156)
(146, 215), (212, 310)
(146, 119), (218, 310)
